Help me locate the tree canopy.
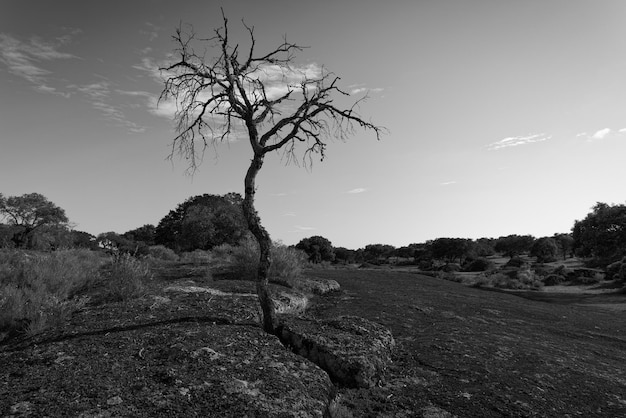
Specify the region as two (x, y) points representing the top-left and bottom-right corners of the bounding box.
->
(573, 202), (626, 265)
(295, 235), (335, 263)
(494, 234), (535, 258)
(530, 237), (559, 263)
(429, 238), (473, 264)
(122, 224), (156, 246)
(155, 193), (248, 252)
(0, 193), (68, 248)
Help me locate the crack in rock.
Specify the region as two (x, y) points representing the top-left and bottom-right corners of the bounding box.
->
(277, 315), (395, 388)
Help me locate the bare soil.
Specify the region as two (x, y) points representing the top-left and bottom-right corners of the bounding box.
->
(305, 269), (626, 417)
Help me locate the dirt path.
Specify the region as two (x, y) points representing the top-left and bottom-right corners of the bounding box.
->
(306, 269), (626, 417)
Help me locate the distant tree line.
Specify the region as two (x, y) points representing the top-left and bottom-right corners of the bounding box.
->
(2, 193), (624, 273)
(293, 234), (574, 270)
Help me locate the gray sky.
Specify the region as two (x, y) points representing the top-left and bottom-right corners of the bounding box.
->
(1, 0), (625, 249)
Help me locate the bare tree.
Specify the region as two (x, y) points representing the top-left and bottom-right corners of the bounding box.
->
(159, 12), (384, 333)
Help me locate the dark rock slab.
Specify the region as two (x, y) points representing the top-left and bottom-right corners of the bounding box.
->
(277, 315), (395, 388)
(1, 322), (334, 417)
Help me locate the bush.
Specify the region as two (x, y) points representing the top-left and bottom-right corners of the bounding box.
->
(100, 254), (152, 302)
(437, 271), (463, 283)
(210, 243), (235, 264)
(606, 258), (626, 281)
(464, 257), (495, 272)
(440, 263), (461, 273)
(572, 274), (603, 285)
(227, 238), (306, 286)
(543, 274), (565, 286)
(147, 245), (179, 262)
(505, 256), (529, 268)
(554, 265), (576, 280)
(0, 249), (103, 338)
(532, 263), (555, 278)
(180, 249), (212, 264)
(472, 270), (543, 290)
(270, 243), (307, 286)
(227, 239), (259, 281)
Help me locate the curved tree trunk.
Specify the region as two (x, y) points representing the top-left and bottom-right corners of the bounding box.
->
(243, 153), (277, 333)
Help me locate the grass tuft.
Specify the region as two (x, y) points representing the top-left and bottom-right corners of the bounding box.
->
(100, 253), (152, 302)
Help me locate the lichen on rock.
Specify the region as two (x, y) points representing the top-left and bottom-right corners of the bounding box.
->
(277, 315), (395, 388)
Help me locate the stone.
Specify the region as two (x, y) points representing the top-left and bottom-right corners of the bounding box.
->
(277, 315), (395, 388)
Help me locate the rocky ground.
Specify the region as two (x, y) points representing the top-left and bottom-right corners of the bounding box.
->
(2, 265), (625, 417)
(306, 269), (626, 417)
(0, 265), (391, 417)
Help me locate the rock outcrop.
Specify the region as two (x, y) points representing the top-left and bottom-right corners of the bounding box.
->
(277, 315), (395, 388)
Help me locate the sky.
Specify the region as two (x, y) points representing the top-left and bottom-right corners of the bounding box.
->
(1, 0), (625, 250)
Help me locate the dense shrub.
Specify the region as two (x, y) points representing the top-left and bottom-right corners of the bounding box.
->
(473, 270), (543, 290)
(543, 274), (566, 286)
(147, 245), (179, 262)
(440, 263), (462, 272)
(505, 256), (529, 268)
(464, 257), (495, 272)
(530, 237), (559, 263)
(0, 249), (103, 338)
(606, 258), (626, 281)
(436, 271), (464, 283)
(99, 253), (152, 302)
(295, 236), (335, 263)
(554, 265), (576, 280)
(155, 193), (248, 252)
(532, 263), (554, 278)
(227, 238), (306, 286)
(179, 249), (212, 264)
(417, 260), (435, 271)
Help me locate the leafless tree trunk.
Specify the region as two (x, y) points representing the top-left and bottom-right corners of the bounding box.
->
(243, 153), (276, 332)
(159, 10), (385, 334)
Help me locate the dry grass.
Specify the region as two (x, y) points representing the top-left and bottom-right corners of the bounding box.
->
(0, 249), (104, 337)
(221, 238), (307, 286)
(0, 249), (154, 339)
(99, 253), (152, 302)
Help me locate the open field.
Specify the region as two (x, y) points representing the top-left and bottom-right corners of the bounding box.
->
(306, 269), (626, 417)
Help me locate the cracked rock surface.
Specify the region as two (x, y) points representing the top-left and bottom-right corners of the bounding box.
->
(277, 315), (395, 388)
(1, 275), (337, 417)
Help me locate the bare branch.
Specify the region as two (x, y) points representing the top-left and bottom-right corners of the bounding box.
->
(159, 12), (385, 173)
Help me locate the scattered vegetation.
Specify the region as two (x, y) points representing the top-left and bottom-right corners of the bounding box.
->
(473, 270), (544, 290)
(146, 245), (179, 263)
(0, 249), (103, 337)
(221, 238), (306, 287)
(0, 249), (156, 340)
(1, 192), (625, 341)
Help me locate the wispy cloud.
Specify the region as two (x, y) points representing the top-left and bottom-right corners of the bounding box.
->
(0, 32), (78, 97)
(349, 86), (385, 95)
(140, 22), (160, 42)
(68, 81), (147, 133)
(294, 225), (315, 231)
(591, 128), (612, 140)
(346, 188), (367, 194)
(487, 133), (551, 150)
(440, 181), (457, 186)
(282, 212), (296, 217)
(578, 128), (624, 141)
